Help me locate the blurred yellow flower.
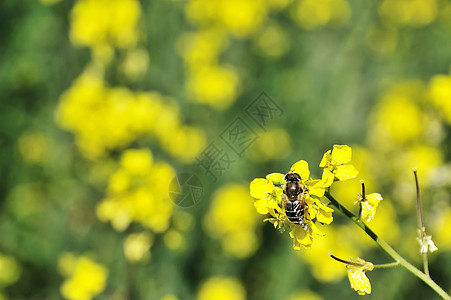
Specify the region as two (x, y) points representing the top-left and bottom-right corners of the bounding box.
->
(346, 258), (374, 295)
(96, 149), (175, 233)
(0, 253), (21, 288)
(204, 184), (261, 258)
(379, 0), (438, 27)
(320, 145), (359, 187)
(360, 193), (383, 223)
(70, 0), (141, 59)
(120, 48), (149, 80)
(186, 0), (267, 37)
(56, 69), (205, 162)
(17, 131), (48, 164)
(370, 85), (424, 146)
(123, 232), (153, 263)
(197, 276), (246, 300)
(177, 29), (227, 70)
(428, 74), (451, 124)
(292, 0), (351, 29)
(254, 24), (291, 58)
(186, 65), (239, 109)
(288, 290), (324, 300)
(164, 230), (185, 250)
(298, 225), (362, 282)
(58, 253), (108, 300)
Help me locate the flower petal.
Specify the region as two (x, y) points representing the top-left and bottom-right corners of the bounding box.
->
(360, 202), (376, 223)
(310, 222), (325, 236)
(366, 193), (383, 207)
(266, 173), (285, 185)
(254, 199), (270, 215)
(291, 160), (310, 181)
(319, 150), (331, 167)
(290, 225), (313, 249)
(332, 145), (353, 165)
(250, 178), (274, 199)
(306, 179), (325, 197)
(316, 202), (334, 224)
(321, 169), (335, 187)
(347, 268), (372, 295)
(334, 165), (359, 181)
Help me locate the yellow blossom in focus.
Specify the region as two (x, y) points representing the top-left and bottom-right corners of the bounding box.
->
(250, 160), (334, 249)
(428, 74), (451, 124)
(96, 149), (175, 233)
(0, 253), (21, 287)
(379, 0), (438, 27)
(320, 145), (359, 187)
(58, 253), (108, 300)
(292, 0), (351, 30)
(346, 258), (374, 295)
(186, 65), (239, 109)
(123, 232), (153, 263)
(17, 131), (48, 164)
(197, 276), (246, 300)
(70, 0), (141, 59)
(360, 193), (383, 223)
(204, 185), (261, 258)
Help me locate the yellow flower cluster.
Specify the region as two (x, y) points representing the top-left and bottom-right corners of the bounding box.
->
(291, 0), (351, 29)
(368, 81), (443, 189)
(70, 0), (141, 61)
(180, 0), (294, 108)
(250, 145), (358, 249)
(204, 184), (262, 258)
(197, 276), (246, 300)
(56, 69), (205, 162)
(96, 148), (175, 233)
(58, 253), (108, 300)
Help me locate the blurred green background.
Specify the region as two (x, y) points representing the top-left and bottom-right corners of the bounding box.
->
(1, 0), (450, 299)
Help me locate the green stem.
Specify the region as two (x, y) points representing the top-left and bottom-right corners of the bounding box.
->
(373, 262), (400, 269)
(325, 191), (450, 300)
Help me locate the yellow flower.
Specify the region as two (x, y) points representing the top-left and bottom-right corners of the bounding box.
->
(58, 254), (108, 300)
(359, 193), (383, 223)
(250, 160), (334, 249)
(0, 253), (21, 287)
(197, 276), (246, 300)
(123, 232), (153, 263)
(320, 145), (359, 187)
(346, 258), (374, 295)
(204, 184), (262, 258)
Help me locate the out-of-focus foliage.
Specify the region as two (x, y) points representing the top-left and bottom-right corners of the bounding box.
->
(0, 0), (450, 299)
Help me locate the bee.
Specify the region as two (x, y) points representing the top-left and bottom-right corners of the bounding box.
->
(282, 172), (308, 225)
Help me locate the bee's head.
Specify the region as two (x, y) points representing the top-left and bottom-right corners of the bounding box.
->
(285, 172), (301, 182)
